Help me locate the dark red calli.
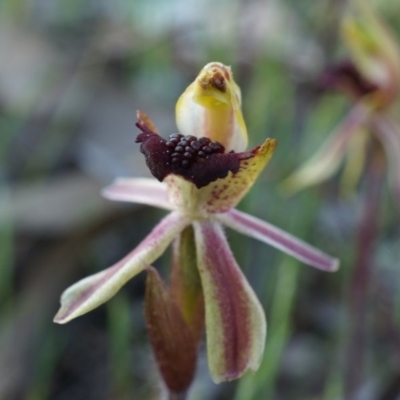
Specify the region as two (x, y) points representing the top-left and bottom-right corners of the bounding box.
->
(135, 113), (254, 189)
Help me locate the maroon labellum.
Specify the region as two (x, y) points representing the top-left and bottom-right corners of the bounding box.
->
(136, 122), (254, 189)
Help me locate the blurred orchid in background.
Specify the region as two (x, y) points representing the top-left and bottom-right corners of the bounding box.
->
(54, 62), (338, 388)
(282, 0), (400, 200)
(281, 2), (400, 397)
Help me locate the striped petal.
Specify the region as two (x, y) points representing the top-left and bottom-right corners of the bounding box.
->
(176, 62), (248, 152)
(281, 104), (371, 195)
(166, 138), (277, 215)
(54, 212), (190, 324)
(102, 178), (173, 210)
(217, 209), (339, 272)
(193, 220), (266, 383)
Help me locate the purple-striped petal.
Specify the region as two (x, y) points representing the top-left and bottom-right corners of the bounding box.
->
(217, 209), (339, 272)
(281, 104), (371, 194)
(193, 220), (266, 383)
(372, 115), (400, 203)
(102, 178), (173, 210)
(54, 212), (189, 324)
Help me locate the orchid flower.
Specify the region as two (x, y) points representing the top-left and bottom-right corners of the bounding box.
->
(54, 62), (338, 383)
(282, 0), (400, 199)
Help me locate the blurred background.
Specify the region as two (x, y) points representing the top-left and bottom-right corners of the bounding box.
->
(1, 0), (400, 399)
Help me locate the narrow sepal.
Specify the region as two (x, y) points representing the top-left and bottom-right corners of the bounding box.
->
(217, 209), (339, 272)
(102, 178), (173, 210)
(54, 212), (189, 323)
(193, 220), (266, 383)
(145, 267), (197, 393)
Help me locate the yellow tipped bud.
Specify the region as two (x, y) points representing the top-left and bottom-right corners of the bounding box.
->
(176, 62), (248, 152)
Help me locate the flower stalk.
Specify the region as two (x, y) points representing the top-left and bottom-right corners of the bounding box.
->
(345, 142), (384, 398)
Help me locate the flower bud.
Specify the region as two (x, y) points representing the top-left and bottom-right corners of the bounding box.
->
(176, 62), (248, 152)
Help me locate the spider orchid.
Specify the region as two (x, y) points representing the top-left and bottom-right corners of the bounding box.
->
(54, 62), (338, 383)
(282, 0), (400, 199)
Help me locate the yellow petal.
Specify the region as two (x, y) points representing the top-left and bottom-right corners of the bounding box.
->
(342, 0), (400, 108)
(176, 62), (248, 152)
(165, 138), (277, 216)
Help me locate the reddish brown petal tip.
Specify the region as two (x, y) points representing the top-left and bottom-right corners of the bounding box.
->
(136, 116), (254, 189)
(145, 267), (197, 393)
